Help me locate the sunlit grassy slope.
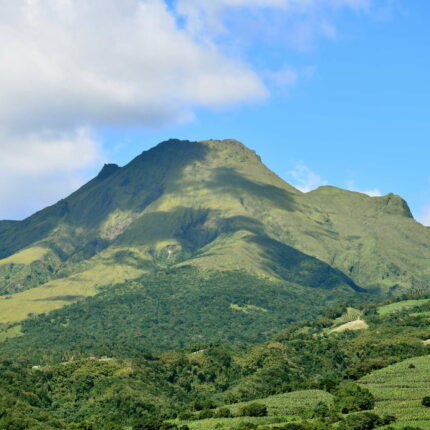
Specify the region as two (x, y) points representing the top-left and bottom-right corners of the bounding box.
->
(0, 246), (48, 265)
(0, 138), (429, 330)
(0, 261), (144, 324)
(177, 390), (333, 430)
(360, 355), (430, 428)
(378, 298), (430, 315)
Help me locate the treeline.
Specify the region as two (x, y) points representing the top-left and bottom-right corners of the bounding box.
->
(0, 296), (428, 428)
(0, 267), (365, 363)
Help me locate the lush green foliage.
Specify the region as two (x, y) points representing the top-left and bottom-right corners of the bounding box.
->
(0, 295), (428, 428)
(0, 138), (430, 428)
(0, 267), (364, 362)
(239, 403), (268, 417)
(359, 354), (430, 428)
(333, 383), (375, 413)
(0, 138), (429, 334)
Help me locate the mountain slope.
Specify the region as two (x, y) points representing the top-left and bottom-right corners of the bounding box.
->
(0, 139), (429, 334)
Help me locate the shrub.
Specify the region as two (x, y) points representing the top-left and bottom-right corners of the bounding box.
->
(177, 411), (193, 421)
(380, 415), (396, 425)
(133, 417), (163, 430)
(334, 383), (375, 413)
(422, 396), (430, 407)
(160, 424), (178, 430)
(192, 399), (217, 410)
(215, 407), (232, 418)
(239, 402), (268, 417)
(233, 423), (258, 430)
(198, 409), (214, 419)
(345, 359), (390, 380)
(337, 412), (383, 430)
(279, 423), (308, 430)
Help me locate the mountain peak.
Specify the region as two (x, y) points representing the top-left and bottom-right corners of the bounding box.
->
(382, 193), (413, 218)
(96, 163), (120, 181)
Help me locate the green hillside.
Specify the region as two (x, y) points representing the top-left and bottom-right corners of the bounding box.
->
(360, 355), (430, 429)
(0, 268), (364, 362)
(0, 294), (429, 429)
(0, 139), (429, 339)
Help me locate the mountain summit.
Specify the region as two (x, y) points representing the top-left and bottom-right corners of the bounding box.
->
(0, 139), (429, 345)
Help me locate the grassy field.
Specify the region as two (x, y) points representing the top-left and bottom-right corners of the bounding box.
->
(0, 262), (144, 324)
(0, 246), (48, 265)
(377, 299), (430, 315)
(359, 355), (430, 428)
(176, 390), (333, 429)
(334, 307), (363, 325)
(176, 416), (291, 429)
(330, 318), (368, 333)
(0, 324), (22, 342)
(225, 390), (333, 417)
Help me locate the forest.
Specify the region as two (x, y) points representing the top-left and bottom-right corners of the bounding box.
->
(0, 291), (429, 429)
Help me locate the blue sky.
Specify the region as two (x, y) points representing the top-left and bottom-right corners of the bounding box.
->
(0, 0), (429, 224)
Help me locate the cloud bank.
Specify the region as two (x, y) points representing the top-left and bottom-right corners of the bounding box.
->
(419, 206), (430, 226)
(0, 0), (266, 219)
(0, 0), (372, 219)
(288, 163), (328, 192)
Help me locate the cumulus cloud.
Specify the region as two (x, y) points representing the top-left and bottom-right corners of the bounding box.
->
(288, 163), (328, 192)
(0, 0), (266, 219)
(0, 0), (374, 219)
(346, 180), (382, 197)
(419, 206), (430, 226)
(0, 129), (102, 220)
(175, 0), (370, 50)
(0, 0), (265, 133)
(266, 66), (299, 88)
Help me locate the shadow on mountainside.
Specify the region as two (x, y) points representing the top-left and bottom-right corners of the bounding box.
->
(116, 206), (219, 253)
(248, 234), (365, 292)
(207, 167), (298, 213)
(0, 140), (209, 258)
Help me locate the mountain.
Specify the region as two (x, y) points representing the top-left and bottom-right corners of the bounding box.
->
(0, 138), (429, 350)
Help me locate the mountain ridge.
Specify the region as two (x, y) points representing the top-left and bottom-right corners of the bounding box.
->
(0, 138), (429, 336)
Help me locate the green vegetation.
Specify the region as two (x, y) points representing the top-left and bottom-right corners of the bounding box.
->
(0, 138), (429, 334)
(377, 299), (430, 315)
(0, 294), (428, 428)
(0, 267), (364, 362)
(0, 139), (430, 428)
(221, 390), (334, 417)
(359, 355), (430, 428)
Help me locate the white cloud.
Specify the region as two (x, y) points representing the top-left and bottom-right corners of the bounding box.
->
(288, 163), (328, 192)
(0, 0), (266, 133)
(0, 128), (102, 220)
(266, 66), (299, 88)
(0, 0), (375, 219)
(346, 180), (382, 197)
(0, 0), (266, 219)
(176, 0), (371, 50)
(264, 64), (316, 94)
(419, 206), (430, 226)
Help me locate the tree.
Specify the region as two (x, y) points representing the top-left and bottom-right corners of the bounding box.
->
(337, 412), (382, 430)
(422, 396), (430, 407)
(239, 402), (267, 417)
(334, 383), (375, 413)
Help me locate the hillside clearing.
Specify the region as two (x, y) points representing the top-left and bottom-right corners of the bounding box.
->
(0, 246), (48, 266)
(359, 355), (430, 428)
(331, 319), (368, 332)
(378, 299), (430, 315)
(176, 390), (334, 429)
